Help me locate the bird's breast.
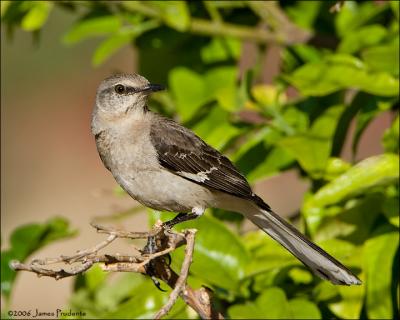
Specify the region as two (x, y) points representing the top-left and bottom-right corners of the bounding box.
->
(95, 118), (159, 172)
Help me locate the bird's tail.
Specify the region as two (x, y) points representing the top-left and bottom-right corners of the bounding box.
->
(243, 197), (361, 285)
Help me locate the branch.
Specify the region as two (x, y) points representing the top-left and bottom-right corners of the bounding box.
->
(247, 1), (311, 43)
(10, 221), (224, 319)
(120, 1), (311, 45)
(91, 222), (153, 239)
(10, 260), (95, 280)
(153, 230), (195, 319)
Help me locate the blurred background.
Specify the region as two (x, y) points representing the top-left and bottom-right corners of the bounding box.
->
(1, 1), (399, 319)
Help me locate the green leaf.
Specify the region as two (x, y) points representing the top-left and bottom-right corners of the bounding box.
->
(233, 127), (275, 160)
(211, 207), (244, 224)
(200, 37), (241, 63)
(382, 189), (399, 227)
(151, 1), (190, 31)
(303, 154), (398, 235)
(156, 213), (250, 292)
(361, 42), (400, 76)
(317, 238), (360, 268)
(85, 265), (107, 292)
(94, 273), (145, 312)
(63, 15), (121, 45)
(234, 127), (283, 179)
(1, 251), (16, 300)
(169, 67), (209, 121)
(243, 230), (299, 277)
(228, 287), (291, 319)
(382, 114), (399, 154)
(228, 301), (261, 319)
(313, 281), (340, 302)
(192, 106), (241, 150)
(280, 106), (309, 134)
(305, 154), (399, 210)
(92, 33), (133, 66)
(169, 66), (238, 121)
(311, 240), (364, 318)
(303, 154), (398, 234)
(251, 84), (287, 110)
(21, 1), (52, 31)
(288, 267), (313, 284)
(338, 25), (387, 54)
(246, 146), (294, 183)
(335, 1), (389, 37)
(364, 229), (399, 319)
(40, 217), (77, 246)
(285, 54), (399, 97)
(204, 66), (238, 112)
(391, 0), (399, 20)
(67, 289), (99, 318)
(314, 193), (384, 243)
(328, 280), (365, 319)
(1, 217), (77, 299)
(0, 1), (12, 17)
(91, 19), (161, 67)
(289, 299), (321, 319)
(285, 1), (322, 30)
(280, 135), (330, 178)
(323, 158), (351, 181)
(104, 279), (173, 319)
(281, 43), (323, 74)
(279, 105), (344, 178)
(233, 285), (322, 318)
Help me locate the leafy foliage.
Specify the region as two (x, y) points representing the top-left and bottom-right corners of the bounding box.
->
(2, 1), (399, 319)
(1, 217), (77, 300)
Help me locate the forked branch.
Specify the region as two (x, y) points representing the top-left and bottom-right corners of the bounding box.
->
(10, 221), (223, 319)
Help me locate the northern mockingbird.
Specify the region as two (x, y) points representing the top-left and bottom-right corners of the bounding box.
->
(92, 73), (361, 286)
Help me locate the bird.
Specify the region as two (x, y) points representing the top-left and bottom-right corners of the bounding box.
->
(91, 73), (361, 286)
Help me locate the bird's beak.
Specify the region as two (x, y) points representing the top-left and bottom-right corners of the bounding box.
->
(142, 83), (165, 93)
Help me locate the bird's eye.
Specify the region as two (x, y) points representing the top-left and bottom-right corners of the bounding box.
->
(115, 84), (125, 94)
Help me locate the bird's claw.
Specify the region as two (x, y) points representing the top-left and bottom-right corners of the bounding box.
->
(142, 234), (171, 291)
(150, 275), (167, 292)
(165, 253), (172, 266)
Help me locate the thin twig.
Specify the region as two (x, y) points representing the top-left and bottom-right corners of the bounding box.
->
(29, 233), (118, 265)
(184, 287), (224, 319)
(120, 1), (310, 45)
(10, 222), (223, 319)
(153, 230), (196, 319)
(91, 222), (153, 239)
(101, 262), (145, 274)
(10, 260), (95, 280)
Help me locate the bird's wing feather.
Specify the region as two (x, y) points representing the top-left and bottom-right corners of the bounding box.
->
(150, 115), (256, 201)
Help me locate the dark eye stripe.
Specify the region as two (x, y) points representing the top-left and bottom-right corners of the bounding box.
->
(126, 86), (139, 94)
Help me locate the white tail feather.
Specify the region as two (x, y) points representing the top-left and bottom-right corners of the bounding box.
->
(242, 203), (361, 285)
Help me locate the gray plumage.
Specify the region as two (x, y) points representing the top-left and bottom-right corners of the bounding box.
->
(92, 73), (361, 286)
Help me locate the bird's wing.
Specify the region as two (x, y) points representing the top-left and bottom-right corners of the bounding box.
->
(150, 115), (258, 202)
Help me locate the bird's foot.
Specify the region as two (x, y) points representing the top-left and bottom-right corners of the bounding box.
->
(142, 231), (170, 292)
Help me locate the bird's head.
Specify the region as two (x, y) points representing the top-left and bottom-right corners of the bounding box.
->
(95, 73), (164, 116)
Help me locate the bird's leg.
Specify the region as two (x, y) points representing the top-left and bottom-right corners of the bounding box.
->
(164, 208), (204, 228)
(142, 207), (204, 290)
(164, 213), (198, 227)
